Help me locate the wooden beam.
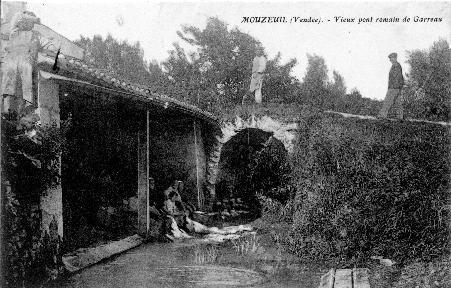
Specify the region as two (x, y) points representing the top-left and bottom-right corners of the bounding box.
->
(136, 132), (147, 237)
(194, 120), (203, 209)
(318, 269), (335, 288)
(352, 268), (370, 288)
(334, 269), (353, 288)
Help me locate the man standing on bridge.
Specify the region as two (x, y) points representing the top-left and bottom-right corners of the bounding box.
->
(248, 46), (267, 104)
(378, 52), (405, 119)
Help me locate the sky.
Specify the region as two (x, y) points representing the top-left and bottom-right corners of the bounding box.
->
(9, 0), (451, 100)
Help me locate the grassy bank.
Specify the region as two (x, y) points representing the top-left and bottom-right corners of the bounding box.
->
(262, 112), (450, 268)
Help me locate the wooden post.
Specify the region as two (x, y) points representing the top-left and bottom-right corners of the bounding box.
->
(0, 2), (4, 282)
(193, 120), (206, 210)
(319, 269), (335, 288)
(193, 120), (201, 208)
(146, 110), (150, 232)
(137, 112), (150, 237)
(319, 268), (370, 288)
(352, 268), (370, 288)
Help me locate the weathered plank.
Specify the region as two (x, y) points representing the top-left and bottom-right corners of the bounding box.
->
(62, 234), (143, 273)
(352, 268), (371, 288)
(318, 269), (335, 288)
(334, 269), (353, 288)
(137, 140), (148, 237)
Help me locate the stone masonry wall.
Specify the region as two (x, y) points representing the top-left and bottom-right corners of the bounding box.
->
(205, 115), (297, 202)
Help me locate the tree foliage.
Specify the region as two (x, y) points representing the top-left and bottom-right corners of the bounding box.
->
(263, 53), (300, 104)
(331, 70), (346, 96)
(302, 54), (329, 90)
(162, 17), (260, 111)
(300, 54), (331, 108)
(163, 17), (300, 113)
(73, 20), (386, 117)
(298, 55), (382, 115)
(75, 34), (153, 86)
(73, 22), (451, 122)
(147, 60), (172, 94)
(403, 39), (450, 121)
(335, 88), (383, 116)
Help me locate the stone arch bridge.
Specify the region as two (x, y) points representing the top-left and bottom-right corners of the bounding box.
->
(204, 108), (300, 201)
(203, 105), (451, 203)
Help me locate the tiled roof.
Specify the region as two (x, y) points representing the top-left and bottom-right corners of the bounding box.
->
(40, 53), (218, 124)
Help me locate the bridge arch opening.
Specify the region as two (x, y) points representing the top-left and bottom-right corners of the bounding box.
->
(215, 128), (291, 217)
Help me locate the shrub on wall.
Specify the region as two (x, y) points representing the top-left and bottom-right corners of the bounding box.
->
(2, 113), (63, 286)
(3, 188), (45, 286)
(286, 114), (450, 264)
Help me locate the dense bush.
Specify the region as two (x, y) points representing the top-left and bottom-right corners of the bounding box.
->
(403, 39), (450, 122)
(3, 191), (45, 286)
(257, 194), (293, 224)
(280, 113), (449, 264)
(2, 113), (63, 286)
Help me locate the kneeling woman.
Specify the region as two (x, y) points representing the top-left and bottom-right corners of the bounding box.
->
(162, 182), (251, 240)
(163, 191), (192, 239)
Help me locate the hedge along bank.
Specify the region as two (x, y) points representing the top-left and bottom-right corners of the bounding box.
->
(285, 112), (450, 264)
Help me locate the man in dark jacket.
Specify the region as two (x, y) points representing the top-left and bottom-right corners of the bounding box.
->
(378, 52), (405, 119)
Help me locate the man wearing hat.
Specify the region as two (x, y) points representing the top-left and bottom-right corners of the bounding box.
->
(378, 52), (405, 119)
